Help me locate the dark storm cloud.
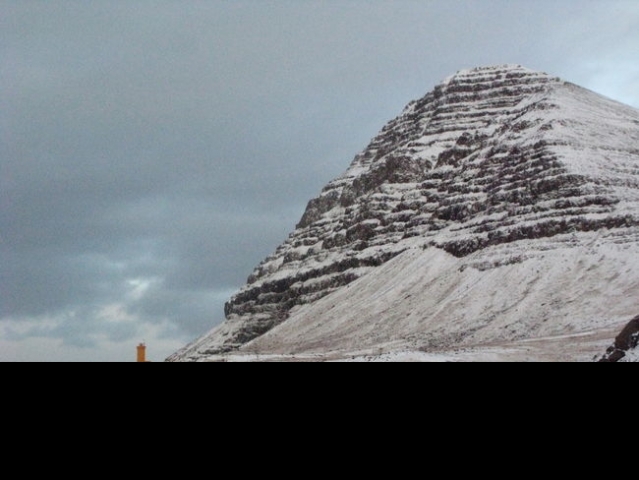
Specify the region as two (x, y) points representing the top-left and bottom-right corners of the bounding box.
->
(2, 0), (638, 361)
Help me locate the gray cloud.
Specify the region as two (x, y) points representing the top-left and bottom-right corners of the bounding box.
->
(2, 0), (638, 361)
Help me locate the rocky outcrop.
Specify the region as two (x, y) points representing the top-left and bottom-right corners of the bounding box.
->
(169, 65), (639, 361)
(600, 316), (639, 363)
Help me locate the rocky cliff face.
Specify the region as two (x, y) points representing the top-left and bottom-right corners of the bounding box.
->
(169, 65), (639, 362)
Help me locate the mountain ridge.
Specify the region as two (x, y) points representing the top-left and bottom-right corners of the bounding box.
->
(169, 65), (639, 362)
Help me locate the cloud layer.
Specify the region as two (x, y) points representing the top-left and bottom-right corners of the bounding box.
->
(2, 1), (638, 361)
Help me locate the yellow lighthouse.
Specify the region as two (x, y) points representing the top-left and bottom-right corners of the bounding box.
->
(137, 343), (147, 363)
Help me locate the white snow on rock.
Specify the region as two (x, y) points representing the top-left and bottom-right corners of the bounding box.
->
(620, 349), (639, 363)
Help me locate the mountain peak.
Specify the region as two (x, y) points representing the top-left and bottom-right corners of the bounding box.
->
(170, 67), (639, 362)
(441, 64), (549, 83)
(437, 65), (559, 93)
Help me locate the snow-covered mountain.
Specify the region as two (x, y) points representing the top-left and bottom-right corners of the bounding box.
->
(169, 65), (639, 362)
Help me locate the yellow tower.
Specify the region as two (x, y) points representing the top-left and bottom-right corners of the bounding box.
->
(137, 343), (147, 363)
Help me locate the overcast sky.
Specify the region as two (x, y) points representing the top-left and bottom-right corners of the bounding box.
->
(2, 0), (638, 362)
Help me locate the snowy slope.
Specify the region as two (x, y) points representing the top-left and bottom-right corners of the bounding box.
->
(169, 65), (639, 362)
(246, 239), (639, 359)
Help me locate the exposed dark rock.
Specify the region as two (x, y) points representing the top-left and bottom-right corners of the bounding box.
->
(599, 316), (639, 363)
